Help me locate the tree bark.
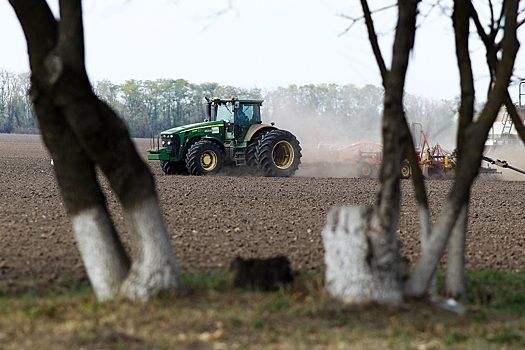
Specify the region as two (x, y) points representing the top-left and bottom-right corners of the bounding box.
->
(446, 202), (468, 297)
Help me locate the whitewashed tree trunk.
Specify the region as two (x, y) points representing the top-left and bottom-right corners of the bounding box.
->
(120, 196), (182, 301)
(405, 200), (462, 297)
(71, 206), (130, 300)
(418, 205), (437, 294)
(322, 206), (403, 305)
(446, 203), (468, 297)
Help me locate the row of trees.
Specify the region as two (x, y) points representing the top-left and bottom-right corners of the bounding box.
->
(93, 79), (262, 138)
(0, 69), (457, 141)
(0, 70), (37, 133)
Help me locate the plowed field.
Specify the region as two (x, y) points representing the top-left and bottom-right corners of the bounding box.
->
(1, 134), (524, 289)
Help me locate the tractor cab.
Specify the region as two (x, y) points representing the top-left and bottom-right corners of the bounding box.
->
(206, 97), (263, 140)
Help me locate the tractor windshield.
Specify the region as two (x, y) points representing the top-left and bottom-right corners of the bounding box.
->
(215, 102), (234, 123)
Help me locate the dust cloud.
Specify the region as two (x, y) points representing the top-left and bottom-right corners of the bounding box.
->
(261, 102), (524, 181)
(483, 143), (525, 181)
(266, 106), (381, 178)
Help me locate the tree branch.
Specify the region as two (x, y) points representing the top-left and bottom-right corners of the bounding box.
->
(8, 0), (57, 70)
(359, 0), (389, 84)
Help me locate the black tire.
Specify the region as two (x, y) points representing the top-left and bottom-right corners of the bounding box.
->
(160, 160), (188, 175)
(400, 161), (411, 179)
(255, 130), (301, 177)
(186, 139), (224, 175)
(246, 131), (269, 167)
(357, 162), (373, 178)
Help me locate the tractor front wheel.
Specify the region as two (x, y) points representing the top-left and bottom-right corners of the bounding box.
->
(186, 139), (224, 175)
(160, 160), (188, 175)
(255, 130), (301, 177)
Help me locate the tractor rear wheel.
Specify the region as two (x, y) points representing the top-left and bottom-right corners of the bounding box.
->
(246, 131), (269, 167)
(400, 161), (411, 179)
(255, 130), (301, 177)
(186, 139), (224, 175)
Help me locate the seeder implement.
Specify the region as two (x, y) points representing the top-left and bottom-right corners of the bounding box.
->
(482, 156), (525, 175)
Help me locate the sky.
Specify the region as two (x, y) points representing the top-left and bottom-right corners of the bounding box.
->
(1, 0), (524, 102)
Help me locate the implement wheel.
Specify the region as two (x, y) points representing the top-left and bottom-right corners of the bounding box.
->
(357, 162), (373, 178)
(186, 139), (224, 175)
(400, 161), (411, 179)
(255, 130), (302, 177)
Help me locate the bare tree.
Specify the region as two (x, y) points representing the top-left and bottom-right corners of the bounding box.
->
(323, 0), (523, 304)
(8, 0), (182, 301)
(406, 0), (521, 298)
(323, 0), (420, 304)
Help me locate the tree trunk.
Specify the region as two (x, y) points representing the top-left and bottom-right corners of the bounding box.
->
(9, 0), (182, 301)
(446, 202), (468, 297)
(417, 204), (437, 294)
(71, 206), (130, 300)
(322, 206), (403, 304)
(323, 0), (420, 305)
(120, 197), (182, 300)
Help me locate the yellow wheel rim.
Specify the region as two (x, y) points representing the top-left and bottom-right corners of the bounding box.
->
(361, 164), (372, 176)
(273, 141), (294, 169)
(201, 150), (218, 171)
(401, 165), (410, 177)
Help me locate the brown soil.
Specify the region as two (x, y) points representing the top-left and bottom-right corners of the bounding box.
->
(1, 134), (524, 289)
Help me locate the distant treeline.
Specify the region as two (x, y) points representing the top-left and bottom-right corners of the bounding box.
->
(0, 70), (36, 134)
(0, 69), (458, 141)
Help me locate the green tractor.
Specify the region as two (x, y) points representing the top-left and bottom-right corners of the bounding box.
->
(147, 97), (302, 176)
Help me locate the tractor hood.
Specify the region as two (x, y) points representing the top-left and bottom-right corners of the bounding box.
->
(160, 120), (224, 136)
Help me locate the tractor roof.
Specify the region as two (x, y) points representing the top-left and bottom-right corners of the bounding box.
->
(211, 97), (264, 104)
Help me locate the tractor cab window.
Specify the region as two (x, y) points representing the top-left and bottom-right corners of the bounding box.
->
(237, 104), (254, 124)
(237, 103), (262, 124)
(214, 102), (234, 123)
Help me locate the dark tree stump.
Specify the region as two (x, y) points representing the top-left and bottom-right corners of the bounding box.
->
(230, 256), (294, 291)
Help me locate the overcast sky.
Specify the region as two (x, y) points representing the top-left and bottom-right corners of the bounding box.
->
(1, 0), (524, 102)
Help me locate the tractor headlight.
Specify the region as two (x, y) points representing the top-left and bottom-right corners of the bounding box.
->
(161, 140), (165, 146)
(167, 141), (172, 146)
